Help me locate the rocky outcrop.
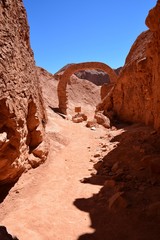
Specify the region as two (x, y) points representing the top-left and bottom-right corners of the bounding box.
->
(100, 1), (160, 129)
(55, 62), (118, 114)
(75, 69), (110, 86)
(0, 0), (48, 183)
(55, 65), (121, 86)
(75, 67), (122, 86)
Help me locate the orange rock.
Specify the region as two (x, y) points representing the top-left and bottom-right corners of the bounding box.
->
(98, 1), (160, 130)
(55, 62), (118, 114)
(0, 0), (48, 183)
(104, 180), (116, 188)
(94, 160), (103, 170)
(94, 111), (110, 128)
(108, 192), (128, 211)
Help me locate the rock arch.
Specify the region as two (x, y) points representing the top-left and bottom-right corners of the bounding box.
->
(56, 62), (118, 114)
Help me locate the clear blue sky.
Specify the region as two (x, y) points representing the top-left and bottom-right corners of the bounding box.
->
(23, 0), (156, 74)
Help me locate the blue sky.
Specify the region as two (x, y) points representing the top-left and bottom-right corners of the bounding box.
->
(23, 0), (156, 74)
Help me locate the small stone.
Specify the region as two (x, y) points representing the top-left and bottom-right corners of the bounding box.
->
(104, 180), (116, 188)
(94, 153), (101, 158)
(72, 113), (87, 123)
(91, 127), (96, 131)
(125, 175), (132, 180)
(111, 126), (117, 131)
(150, 130), (157, 135)
(102, 144), (107, 148)
(0, 132), (8, 147)
(86, 120), (96, 128)
(116, 168), (124, 175)
(111, 162), (119, 173)
(89, 158), (95, 163)
(102, 149), (107, 152)
(108, 172), (114, 176)
(108, 192), (128, 211)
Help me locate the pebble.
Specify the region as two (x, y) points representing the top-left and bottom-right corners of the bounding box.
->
(104, 180), (116, 188)
(111, 162), (119, 172)
(125, 174), (132, 180)
(94, 153), (101, 158)
(108, 172), (114, 176)
(89, 159), (95, 163)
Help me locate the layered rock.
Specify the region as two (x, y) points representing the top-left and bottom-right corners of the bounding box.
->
(100, 1), (160, 129)
(0, 0), (48, 183)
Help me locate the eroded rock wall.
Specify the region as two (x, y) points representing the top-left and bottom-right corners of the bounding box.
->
(102, 1), (160, 129)
(0, 0), (48, 183)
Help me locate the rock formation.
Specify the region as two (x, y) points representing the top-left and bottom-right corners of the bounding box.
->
(99, 1), (160, 129)
(55, 62), (118, 114)
(75, 69), (110, 86)
(0, 0), (48, 183)
(75, 67), (122, 86)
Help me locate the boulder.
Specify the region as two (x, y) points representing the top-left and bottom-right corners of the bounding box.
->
(94, 112), (110, 128)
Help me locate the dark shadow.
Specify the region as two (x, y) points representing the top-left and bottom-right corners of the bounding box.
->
(0, 226), (19, 239)
(74, 123), (160, 240)
(49, 106), (66, 119)
(0, 182), (16, 203)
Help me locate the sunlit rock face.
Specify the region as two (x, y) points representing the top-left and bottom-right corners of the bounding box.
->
(55, 62), (118, 114)
(102, 1), (160, 129)
(0, 0), (48, 183)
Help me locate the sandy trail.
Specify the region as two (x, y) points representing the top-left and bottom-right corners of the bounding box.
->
(0, 110), (108, 240)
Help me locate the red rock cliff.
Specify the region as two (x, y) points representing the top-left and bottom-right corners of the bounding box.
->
(103, 1), (160, 129)
(0, 0), (48, 183)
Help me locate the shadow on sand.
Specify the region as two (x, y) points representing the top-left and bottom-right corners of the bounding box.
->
(0, 226), (18, 240)
(74, 123), (160, 240)
(0, 182), (16, 204)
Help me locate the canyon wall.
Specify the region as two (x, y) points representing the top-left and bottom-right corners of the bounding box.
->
(102, 1), (160, 129)
(0, 0), (48, 183)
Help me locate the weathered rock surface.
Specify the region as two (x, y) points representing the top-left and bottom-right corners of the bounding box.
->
(101, 1), (160, 129)
(94, 111), (110, 128)
(72, 113), (87, 123)
(37, 66), (102, 120)
(55, 64), (121, 86)
(76, 67), (122, 86)
(75, 69), (110, 86)
(0, 0), (48, 183)
(55, 62), (118, 114)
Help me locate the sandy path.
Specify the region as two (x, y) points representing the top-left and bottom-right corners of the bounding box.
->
(0, 111), (107, 240)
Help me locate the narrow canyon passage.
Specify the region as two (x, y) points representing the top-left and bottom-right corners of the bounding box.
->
(1, 109), (160, 240)
(0, 109), (114, 240)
